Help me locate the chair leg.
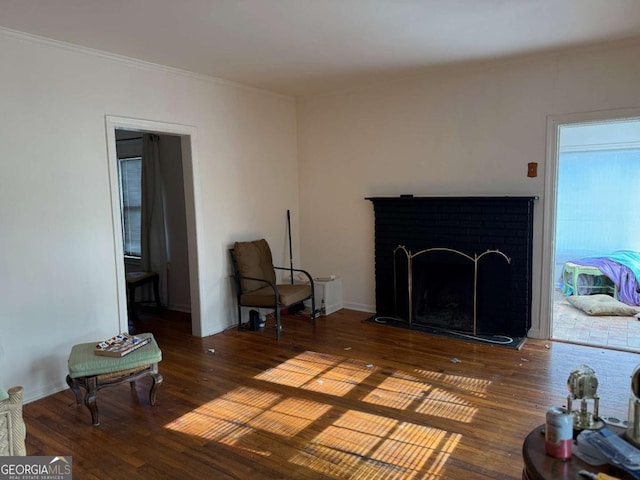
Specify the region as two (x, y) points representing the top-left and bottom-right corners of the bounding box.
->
(275, 307), (281, 341)
(237, 298), (242, 331)
(311, 293), (316, 326)
(127, 285), (139, 322)
(152, 274), (162, 308)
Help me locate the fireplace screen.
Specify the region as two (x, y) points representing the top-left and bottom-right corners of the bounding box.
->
(394, 246), (511, 335)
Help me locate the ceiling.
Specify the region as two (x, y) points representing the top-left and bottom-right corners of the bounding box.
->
(2, 0), (640, 97)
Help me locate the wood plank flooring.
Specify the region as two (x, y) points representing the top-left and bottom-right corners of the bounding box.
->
(23, 309), (640, 479)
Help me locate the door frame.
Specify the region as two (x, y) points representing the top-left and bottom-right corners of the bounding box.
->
(539, 106), (640, 339)
(105, 115), (204, 336)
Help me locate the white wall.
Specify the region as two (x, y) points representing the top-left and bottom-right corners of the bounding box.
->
(0, 30), (299, 401)
(297, 41), (640, 336)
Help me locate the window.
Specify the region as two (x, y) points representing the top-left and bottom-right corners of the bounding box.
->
(118, 157), (142, 258)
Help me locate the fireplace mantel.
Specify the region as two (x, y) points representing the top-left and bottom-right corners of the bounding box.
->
(367, 195), (537, 336)
(365, 195), (539, 201)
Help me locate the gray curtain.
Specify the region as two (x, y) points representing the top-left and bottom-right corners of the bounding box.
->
(141, 133), (169, 306)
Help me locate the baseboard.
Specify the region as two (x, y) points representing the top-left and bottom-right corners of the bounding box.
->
(24, 380), (69, 404)
(342, 302), (376, 313)
(167, 303), (191, 313)
(324, 302), (343, 315)
(527, 327), (543, 339)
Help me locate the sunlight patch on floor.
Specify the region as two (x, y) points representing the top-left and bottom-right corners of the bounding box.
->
(362, 373), (478, 423)
(255, 350), (375, 396)
(289, 410), (462, 479)
(414, 369), (491, 398)
(415, 388), (477, 422)
(165, 386), (330, 451)
(165, 350), (476, 476)
(361, 373), (430, 410)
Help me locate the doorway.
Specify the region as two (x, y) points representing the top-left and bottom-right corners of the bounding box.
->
(115, 129), (191, 326)
(105, 116), (203, 337)
(543, 111), (640, 350)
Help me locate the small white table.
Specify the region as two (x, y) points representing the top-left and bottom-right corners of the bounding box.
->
(313, 277), (343, 315)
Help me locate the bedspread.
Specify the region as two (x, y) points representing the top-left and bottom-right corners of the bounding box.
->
(565, 250), (640, 306)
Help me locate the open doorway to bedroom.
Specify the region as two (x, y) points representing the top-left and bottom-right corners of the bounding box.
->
(106, 116), (203, 338)
(551, 118), (640, 351)
(115, 129), (192, 333)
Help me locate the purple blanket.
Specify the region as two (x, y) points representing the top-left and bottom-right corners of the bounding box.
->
(565, 256), (640, 306)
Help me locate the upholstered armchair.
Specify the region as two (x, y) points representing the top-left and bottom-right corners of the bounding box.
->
(0, 386), (26, 456)
(230, 239), (316, 340)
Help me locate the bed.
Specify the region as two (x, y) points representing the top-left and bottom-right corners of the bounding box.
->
(561, 250), (640, 306)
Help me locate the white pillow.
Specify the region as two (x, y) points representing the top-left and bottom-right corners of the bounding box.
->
(567, 294), (639, 316)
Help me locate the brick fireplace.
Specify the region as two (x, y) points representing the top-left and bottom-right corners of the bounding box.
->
(367, 196), (536, 336)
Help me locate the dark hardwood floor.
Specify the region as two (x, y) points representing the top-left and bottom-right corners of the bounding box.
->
(23, 308), (640, 479)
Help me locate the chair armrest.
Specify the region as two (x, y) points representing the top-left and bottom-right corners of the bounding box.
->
(274, 267), (315, 289)
(274, 267), (316, 318)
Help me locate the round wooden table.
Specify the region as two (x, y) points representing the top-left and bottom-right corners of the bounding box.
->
(522, 425), (632, 480)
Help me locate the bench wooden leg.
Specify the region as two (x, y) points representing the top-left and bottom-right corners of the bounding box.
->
(84, 376), (100, 426)
(66, 374), (82, 405)
(150, 369), (163, 406)
(68, 363), (161, 426)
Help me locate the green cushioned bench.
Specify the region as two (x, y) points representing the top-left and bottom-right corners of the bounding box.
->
(66, 332), (163, 426)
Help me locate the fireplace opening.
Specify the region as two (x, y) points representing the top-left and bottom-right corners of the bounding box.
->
(413, 253), (474, 331)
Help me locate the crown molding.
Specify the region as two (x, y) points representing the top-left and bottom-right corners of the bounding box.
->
(300, 35), (640, 100)
(0, 26), (293, 100)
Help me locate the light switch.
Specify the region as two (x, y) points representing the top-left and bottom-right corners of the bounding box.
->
(527, 162), (538, 178)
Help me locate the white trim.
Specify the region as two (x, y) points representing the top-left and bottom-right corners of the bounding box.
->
(540, 106), (640, 340)
(560, 140), (640, 153)
(24, 380), (69, 405)
(343, 302), (376, 313)
(105, 125), (127, 334)
(0, 26), (292, 100)
(300, 36), (640, 100)
(105, 115), (205, 337)
(167, 303), (192, 314)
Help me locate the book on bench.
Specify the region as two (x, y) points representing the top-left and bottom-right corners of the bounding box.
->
(95, 333), (150, 357)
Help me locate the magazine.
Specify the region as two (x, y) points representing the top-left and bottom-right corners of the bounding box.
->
(95, 333), (150, 357)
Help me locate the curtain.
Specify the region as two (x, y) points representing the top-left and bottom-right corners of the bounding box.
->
(141, 133), (169, 306)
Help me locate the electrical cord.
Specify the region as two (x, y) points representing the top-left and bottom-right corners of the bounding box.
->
(373, 316), (516, 345)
